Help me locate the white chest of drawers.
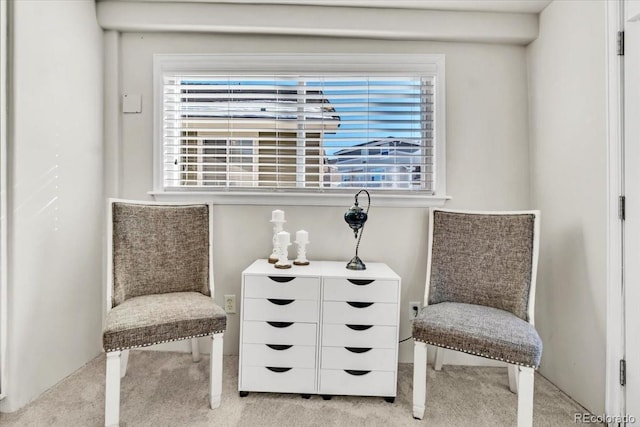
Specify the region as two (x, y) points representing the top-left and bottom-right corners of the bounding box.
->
(239, 259), (401, 401)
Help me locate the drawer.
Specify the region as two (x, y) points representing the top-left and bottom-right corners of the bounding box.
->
(322, 301), (397, 326)
(321, 324), (396, 349)
(321, 347), (396, 371)
(241, 366), (315, 393)
(319, 369), (396, 397)
(243, 298), (318, 323)
(242, 343), (316, 369)
(244, 275), (320, 300)
(242, 321), (317, 346)
(323, 278), (399, 303)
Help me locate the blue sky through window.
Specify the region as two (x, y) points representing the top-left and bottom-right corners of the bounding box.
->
(181, 76), (426, 157)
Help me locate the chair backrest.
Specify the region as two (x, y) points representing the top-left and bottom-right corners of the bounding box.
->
(108, 200), (213, 308)
(425, 209), (540, 323)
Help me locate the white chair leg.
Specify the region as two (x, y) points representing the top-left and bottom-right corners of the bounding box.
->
(120, 350), (129, 378)
(508, 364), (519, 393)
(191, 338), (201, 363)
(412, 341), (427, 420)
(434, 347), (444, 371)
(517, 367), (534, 427)
(209, 333), (224, 409)
(105, 351), (121, 427)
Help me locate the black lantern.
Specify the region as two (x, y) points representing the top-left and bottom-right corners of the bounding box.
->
(344, 189), (370, 270)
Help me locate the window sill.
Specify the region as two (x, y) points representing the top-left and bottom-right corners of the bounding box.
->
(148, 191), (451, 208)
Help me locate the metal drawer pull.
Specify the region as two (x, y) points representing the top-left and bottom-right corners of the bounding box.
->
(346, 324), (373, 331)
(266, 344), (293, 351)
(266, 367), (292, 373)
(344, 369), (371, 376)
(268, 276), (295, 283)
(346, 301), (373, 308)
(266, 321), (294, 328)
(347, 279), (374, 286)
(268, 298), (294, 306)
(345, 347), (372, 354)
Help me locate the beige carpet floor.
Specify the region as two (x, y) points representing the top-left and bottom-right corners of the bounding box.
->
(0, 351), (589, 426)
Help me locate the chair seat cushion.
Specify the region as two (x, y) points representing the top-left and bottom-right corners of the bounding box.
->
(412, 302), (542, 368)
(103, 292), (227, 352)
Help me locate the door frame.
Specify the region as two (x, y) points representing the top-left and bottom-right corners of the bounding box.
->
(0, 0), (8, 402)
(605, 0), (625, 422)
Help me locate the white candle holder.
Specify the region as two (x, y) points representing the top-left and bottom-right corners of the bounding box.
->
(268, 210), (286, 264)
(275, 231), (292, 269)
(294, 230), (310, 266)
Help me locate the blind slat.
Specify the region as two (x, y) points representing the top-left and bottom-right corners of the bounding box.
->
(163, 74), (435, 191)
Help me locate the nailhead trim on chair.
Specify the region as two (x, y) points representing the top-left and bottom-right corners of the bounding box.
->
(414, 338), (539, 369)
(105, 330), (225, 352)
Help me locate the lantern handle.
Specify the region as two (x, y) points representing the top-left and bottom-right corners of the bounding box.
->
(354, 189), (371, 214)
(354, 189), (370, 259)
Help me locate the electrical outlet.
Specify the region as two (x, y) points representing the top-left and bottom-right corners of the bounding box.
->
(409, 301), (421, 321)
(224, 294), (236, 314)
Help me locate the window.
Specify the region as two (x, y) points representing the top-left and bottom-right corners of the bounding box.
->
(176, 138), (257, 187)
(153, 54), (446, 205)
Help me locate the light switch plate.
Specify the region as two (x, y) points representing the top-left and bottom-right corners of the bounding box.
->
(122, 93), (142, 113)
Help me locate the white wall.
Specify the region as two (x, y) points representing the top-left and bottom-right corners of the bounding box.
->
(116, 32), (532, 363)
(0, 0), (610, 415)
(526, 0), (607, 414)
(0, 0), (104, 412)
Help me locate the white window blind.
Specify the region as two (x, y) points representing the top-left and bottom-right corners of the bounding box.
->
(161, 75), (435, 192)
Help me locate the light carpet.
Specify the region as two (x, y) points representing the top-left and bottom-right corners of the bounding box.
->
(0, 351), (589, 426)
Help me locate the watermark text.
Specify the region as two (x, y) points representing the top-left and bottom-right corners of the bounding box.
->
(574, 413), (636, 424)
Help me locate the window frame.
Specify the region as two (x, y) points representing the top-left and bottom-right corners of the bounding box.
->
(151, 53), (448, 207)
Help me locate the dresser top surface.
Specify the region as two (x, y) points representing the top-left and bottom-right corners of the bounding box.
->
(243, 259), (400, 281)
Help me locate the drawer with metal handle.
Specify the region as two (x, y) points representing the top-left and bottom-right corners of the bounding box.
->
(321, 324), (397, 348)
(323, 278), (399, 303)
(244, 275), (320, 300)
(241, 366), (315, 393)
(242, 321), (317, 346)
(321, 346), (396, 371)
(319, 368), (396, 397)
(322, 301), (397, 326)
(242, 343), (316, 368)
(243, 298), (318, 323)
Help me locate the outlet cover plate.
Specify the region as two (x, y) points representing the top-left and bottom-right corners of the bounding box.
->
(224, 294), (236, 313)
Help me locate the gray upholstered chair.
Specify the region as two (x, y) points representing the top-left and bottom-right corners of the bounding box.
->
(103, 200), (227, 427)
(412, 209), (541, 427)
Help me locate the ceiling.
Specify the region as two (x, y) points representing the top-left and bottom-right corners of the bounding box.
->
(111, 0), (553, 14)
